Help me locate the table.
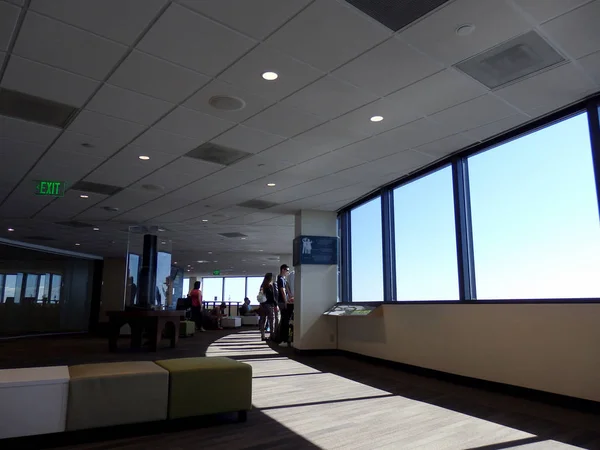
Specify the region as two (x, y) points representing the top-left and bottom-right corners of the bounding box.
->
(107, 310), (184, 352)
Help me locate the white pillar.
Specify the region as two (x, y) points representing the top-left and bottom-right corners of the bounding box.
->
(294, 210), (338, 350)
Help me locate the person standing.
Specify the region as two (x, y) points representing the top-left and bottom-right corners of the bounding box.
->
(258, 273), (276, 341)
(277, 264), (293, 347)
(189, 281), (205, 332)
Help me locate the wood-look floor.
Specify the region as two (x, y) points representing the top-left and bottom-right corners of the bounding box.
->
(1, 330), (599, 449)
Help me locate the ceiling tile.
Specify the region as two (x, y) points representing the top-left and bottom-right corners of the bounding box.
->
(35, 189), (107, 220)
(211, 125), (285, 154)
(282, 76), (378, 120)
(0, 51), (5, 68)
(1, 56), (99, 107)
(0, 138), (46, 184)
(13, 12), (127, 80)
(281, 151), (366, 180)
(385, 69), (489, 117)
(68, 110), (146, 145)
(131, 127), (204, 156)
(177, 0), (311, 40)
(131, 157), (222, 192)
(29, 0), (168, 45)
(30, 148), (105, 182)
(579, 50), (600, 84)
(463, 114), (530, 142)
(429, 95), (521, 134)
(512, 0), (593, 23)
(0, 115), (61, 146)
(0, 1), (20, 51)
(494, 64), (596, 115)
(0, 184), (55, 218)
(86, 84), (174, 126)
(254, 138), (329, 165)
(50, 131), (123, 159)
(154, 106), (235, 141)
(373, 149), (436, 178)
(228, 153), (295, 176)
(332, 36), (443, 96)
(243, 103), (324, 138)
(108, 50), (210, 103)
(93, 188), (161, 212)
(294, 120), (369, 154)
(266, 0), (391, 72)
(541, 0), (600, 59)
(400, 0), (531, 66)
(136, 3), (256, 76)
(218, 44), (324, 102)
(330, 98), (423, 136)
(414, 133), (474, 158)
(185, 79), (274, 123)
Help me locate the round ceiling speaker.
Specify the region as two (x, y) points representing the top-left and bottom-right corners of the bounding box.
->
(208, 95), (246, 111)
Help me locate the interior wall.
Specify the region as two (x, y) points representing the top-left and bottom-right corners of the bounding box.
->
(337, 304), (600, 403)
(98, 258), (126, 323)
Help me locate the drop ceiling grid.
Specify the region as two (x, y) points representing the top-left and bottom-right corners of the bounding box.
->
(0, 0), (599, 262)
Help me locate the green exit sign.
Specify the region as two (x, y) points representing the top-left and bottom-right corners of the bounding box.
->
(212, 270), (221, 276)
(35, 180), (66, 197)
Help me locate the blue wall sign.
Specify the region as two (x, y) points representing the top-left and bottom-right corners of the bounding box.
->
(293, 235), (338, 266)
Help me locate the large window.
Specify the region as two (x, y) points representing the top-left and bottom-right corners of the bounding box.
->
(351, 196), (384, 301)
(224, 277), (246, 303)
(468, 112), (600, 299)
(182, 278), (190, 297)
(202, 277), (223, 303)
(394, 167), (459, 300)
(246, 276), (263, 305)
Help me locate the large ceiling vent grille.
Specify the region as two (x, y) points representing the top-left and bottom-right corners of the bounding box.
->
(185, 142), (251, 166)
(345, 0), (451, 32)
(55, 221), (94, 229)
(0, 88), (77, 128)
(455, 31), (565, 89)
(218, 232), (248, 238)
(70, 181), (123, 196)
(238, 200), (279, 210)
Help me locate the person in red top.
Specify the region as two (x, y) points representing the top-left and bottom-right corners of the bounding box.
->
(189, 281), (205, 332)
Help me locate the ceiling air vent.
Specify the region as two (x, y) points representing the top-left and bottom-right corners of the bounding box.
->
(0, 88), (77, 128)
(345, 0), (451, 32)
(218, 232), (248, 238)
(70, 181), (123, 196)
(238, 200), (279, 210)
(55, 221), (95, 228)
(455, 31), (565, 89)
(185, 142), (251, 166)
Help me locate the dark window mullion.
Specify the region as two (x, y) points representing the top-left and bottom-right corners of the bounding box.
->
(381, 189), (396, 302)
(340, 211), (352, 302)
(586, 101), (600, 221)
(452, 158), (477, 300)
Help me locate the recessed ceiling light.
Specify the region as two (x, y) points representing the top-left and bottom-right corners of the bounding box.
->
(93, 227), (100, 231)
(259, 250), (264, 252)
(208, 251), (213, 254)
(161, 241), (166, 245)
(202, 219), (208, 222)
(138, 155), (150, 161)
(262, 264), (266, 266)
(456, 24), (475, 36)
(262, 71), (278, 81)
(267, 183), (276, 187)
(241, 237), (247, 240)
(80, 194), (89, 199)
(7, 228), (14, 232)
(213, 260), (218, 262)
(370, 115), (384, 122)
(75, 243), (80, 246)
(174, 262), (177, 264)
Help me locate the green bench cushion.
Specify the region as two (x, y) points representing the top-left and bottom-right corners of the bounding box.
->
(155, 357), (252, 419)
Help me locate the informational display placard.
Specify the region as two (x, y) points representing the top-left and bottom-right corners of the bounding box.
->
(293, 235), (338, 266)
(323, 304), (377, 316)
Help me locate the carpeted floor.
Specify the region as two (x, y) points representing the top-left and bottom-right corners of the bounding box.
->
(1, 329), (600, 449)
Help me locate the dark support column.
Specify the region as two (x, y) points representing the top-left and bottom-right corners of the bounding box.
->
(452, 158), (477, 301)
(138, 234), (158, 308)
(88, 259), (104, 333)
(339, 211), (352, 302)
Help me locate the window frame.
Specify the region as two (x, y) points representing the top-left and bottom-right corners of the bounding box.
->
(341, 96), (600, 304)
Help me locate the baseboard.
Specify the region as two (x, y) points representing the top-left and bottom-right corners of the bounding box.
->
(293, 348), (339, 356)
(337, 350), (600, 414)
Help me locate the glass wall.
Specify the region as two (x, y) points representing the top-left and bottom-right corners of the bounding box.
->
(182, 278), (190, 297)
(350, 197), (384, 301)
(342, 102), (600, 303)
(468, 113), (600, 299)
(224, 277), (246, 303)
(393, 166), (459, 300)
(202, 277), (224, 303)
(246, 276), (263, 305)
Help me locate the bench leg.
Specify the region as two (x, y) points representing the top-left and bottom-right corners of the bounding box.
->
(238, 410), (247, 422)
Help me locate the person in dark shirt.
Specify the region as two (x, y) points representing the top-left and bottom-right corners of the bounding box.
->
(277, 264), (293, 347)
(240, 297), (251, 316)
(258, 273), (276, 341)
